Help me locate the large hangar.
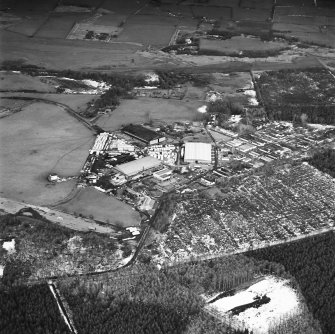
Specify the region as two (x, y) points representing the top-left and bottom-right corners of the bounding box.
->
(184, 142), (213, 164)
(115, 156), (162, 178)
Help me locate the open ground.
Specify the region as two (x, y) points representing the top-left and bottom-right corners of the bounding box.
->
(0, 101), (94, 206)
(96, 97), (205, 130)
(57, 187), (141, 227)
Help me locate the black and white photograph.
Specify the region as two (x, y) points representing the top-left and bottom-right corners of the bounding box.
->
(0, 0), (335, 333)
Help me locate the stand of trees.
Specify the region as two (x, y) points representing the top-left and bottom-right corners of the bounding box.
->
(245, 231), (335, 334)
(153, 193), (178, 233)
(59, 266), (251, 334)
(266, 104), (335, 125)
(0, 284), (70, 334)
(306, 148), (335, 178)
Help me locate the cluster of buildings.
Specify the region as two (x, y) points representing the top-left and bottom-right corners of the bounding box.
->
(209, 122), (330, 169)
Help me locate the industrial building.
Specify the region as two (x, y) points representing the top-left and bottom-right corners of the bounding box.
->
(114, 156), (162, 178)
(153, 167), (173, 182)
(123, 124), (165, 145)
(184, 142), (213, 164)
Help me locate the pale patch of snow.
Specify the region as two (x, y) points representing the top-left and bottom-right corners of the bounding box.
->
(307, 123), (335, 130)
(0, 265), (3, 278)
(244, 89), (256, 97)
(135, 86), (158, 89)
(3, 239), (15, 254)
(249, 97), (259, 106)
(198, 105), (208, 113)
(211, 276), (300, 334)
(229, 115), (242, 123)
(145, 72), (159, 83)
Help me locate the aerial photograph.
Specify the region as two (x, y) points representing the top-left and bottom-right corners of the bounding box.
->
(0, 0), (335, 333)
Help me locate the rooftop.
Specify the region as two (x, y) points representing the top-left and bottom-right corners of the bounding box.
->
(123, 124), (161, 142)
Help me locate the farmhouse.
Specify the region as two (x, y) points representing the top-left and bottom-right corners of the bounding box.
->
(184, 142), (213, 164)
(115, 156), (162, 178)
(123, 124), (165, 145)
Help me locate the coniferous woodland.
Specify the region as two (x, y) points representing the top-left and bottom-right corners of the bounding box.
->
(245, 231), (335, 334)
(0, 284), (70, 334)
(58, 265), (249, 334)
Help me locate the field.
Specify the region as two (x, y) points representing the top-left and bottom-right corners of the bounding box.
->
(0, 72), (56, 92)
(6, 0), (59, 12)
(35, 13), (90, 39)
(100, 0), (146, 14)
(199, 37), (287, 57)
(232, 8), (271, 21)
(6, 14), (49, 37)
(256, 69), (335, 105)
(157, 163), (335, 263)
(0, 102), (95, 206)
(58, 187), (141, 227)
(191, 6), (232, 20)
(117, 16), (177, 47)
(0, 30), (143, 70)
(96, 97), (204, 130)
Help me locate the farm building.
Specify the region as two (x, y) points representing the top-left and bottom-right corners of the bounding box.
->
(184, 142), (213, 164)
(123, 124), (165, 145)
(114, 156), (162, 178)
(153, 167), (173, 182)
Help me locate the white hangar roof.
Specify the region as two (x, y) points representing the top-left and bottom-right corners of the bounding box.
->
(184, 142), (212, 163)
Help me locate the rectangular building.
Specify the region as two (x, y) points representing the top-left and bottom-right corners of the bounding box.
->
(153, 168), (173, 182)
(184, 142), (212, 164)
(115, 156), (162, 178)
(123, 124), (165, 145)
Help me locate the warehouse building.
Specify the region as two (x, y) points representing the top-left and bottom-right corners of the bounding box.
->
(123, 124), (165, 145)
(153, 167), (173, 182)
(184, 142), (213, 164)
(114, 156), (162, 178)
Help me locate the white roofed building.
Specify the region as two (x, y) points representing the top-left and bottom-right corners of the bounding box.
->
(184, 142), (213, 164)
(114, 156), (162, 178)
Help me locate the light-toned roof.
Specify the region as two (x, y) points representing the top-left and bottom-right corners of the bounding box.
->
(115, 156), (162, 176)
(184, 142), (212, 162)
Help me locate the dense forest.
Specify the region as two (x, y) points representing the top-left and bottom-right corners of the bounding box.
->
(153, 193), (179, 233)
(246, 231), (335, 334)
(266, 104), (335, 125)
(58, 264), (254, 334)
(0, 284), (70, 334)
(307, 148), (335, 178)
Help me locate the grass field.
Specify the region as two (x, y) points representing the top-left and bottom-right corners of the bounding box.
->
(35, 13), (90, 39)
(100, 0), (146, 15)
(96, 97), (204, 130)
(7, 0), (59, 12)
(6, 14), (48, 37)
(58, 187), (141, 226)
(0, 72), (56, 92)
(199, 37), (287, 56)
(0, 102), (95, 206)
(118, 15), (178, 47)
(240, 0), (274, 9)
(232, 8), (271, 21)
(0, 30), (143, 70)
(191, 6), (232, 20)
(0, 92), (98, 113)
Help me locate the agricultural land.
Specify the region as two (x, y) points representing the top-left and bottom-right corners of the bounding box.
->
(1, 0), (335, 333)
